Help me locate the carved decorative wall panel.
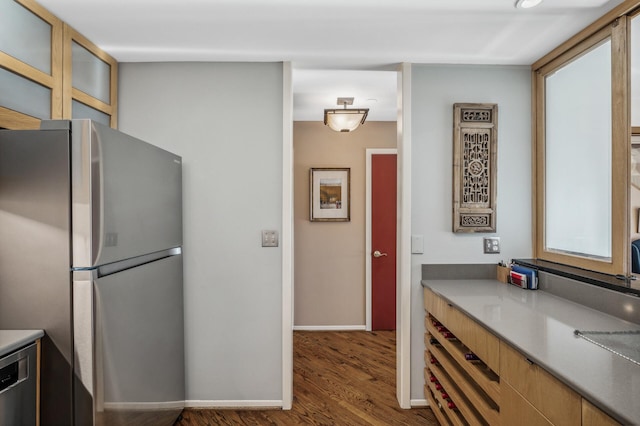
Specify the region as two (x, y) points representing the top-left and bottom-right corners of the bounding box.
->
(453, 103), (497, 233)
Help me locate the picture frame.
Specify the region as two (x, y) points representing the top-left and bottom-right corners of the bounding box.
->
(310, 168), (350, 222)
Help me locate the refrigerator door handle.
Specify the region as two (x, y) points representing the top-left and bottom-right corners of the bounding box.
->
(72, 247), (181, 278)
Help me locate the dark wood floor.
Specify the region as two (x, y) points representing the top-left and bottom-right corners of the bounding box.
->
(176, 330), (436, 425)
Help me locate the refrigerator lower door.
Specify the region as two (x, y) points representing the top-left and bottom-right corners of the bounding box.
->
(73, 254), (185, 426)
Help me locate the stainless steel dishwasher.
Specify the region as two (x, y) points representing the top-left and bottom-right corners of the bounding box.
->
(0, 342), (38, 426)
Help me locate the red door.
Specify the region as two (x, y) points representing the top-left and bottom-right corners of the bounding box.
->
(371, 154), (397, 330)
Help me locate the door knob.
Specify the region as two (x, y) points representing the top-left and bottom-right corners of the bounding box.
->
(373, 250), (388, 258)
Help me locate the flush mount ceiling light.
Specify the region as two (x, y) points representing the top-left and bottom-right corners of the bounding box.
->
(324, 97), (369, 133)
(515, 0), (543, 8)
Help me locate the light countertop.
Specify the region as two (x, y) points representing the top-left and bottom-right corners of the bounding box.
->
(0, 330), (44, 358)
(422, 279), (640, 425)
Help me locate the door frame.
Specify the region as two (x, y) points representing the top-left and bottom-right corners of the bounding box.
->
(365, 148), (398, 332)
(396, 62), (412, 409)
(282, 62), (412, 410)
(281, 62), (294, 410)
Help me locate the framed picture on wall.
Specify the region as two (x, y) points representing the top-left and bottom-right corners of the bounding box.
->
(310, 168), (350, 222)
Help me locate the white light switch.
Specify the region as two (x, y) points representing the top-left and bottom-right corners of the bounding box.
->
(262, 230), (279, 247)
(411, 235), (424, 254)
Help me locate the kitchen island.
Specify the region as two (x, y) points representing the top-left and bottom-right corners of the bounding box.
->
(422, 279), (639, 424)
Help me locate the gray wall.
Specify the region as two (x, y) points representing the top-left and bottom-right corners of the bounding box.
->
(117, 61), (533, 405)
(410, 64), (532, 400)
(118, 62), (284, 403)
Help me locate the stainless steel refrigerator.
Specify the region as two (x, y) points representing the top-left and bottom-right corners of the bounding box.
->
(0, 119), (185, 425)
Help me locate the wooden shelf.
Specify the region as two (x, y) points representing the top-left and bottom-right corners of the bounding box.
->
(424, 288), (500, 374)
(426, 343), (499, 426)
(426, 361), (488, 426)
(425, 385), (453, 426)
(425, 371), (466, 426)
(426, 314), (500, 405)
(424, 287), (501, 426)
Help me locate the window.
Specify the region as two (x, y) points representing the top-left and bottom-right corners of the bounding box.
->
(533, 18), (629, 276)
(544, 39), (613, 261)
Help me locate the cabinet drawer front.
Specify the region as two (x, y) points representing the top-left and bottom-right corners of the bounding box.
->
(424, 287), (447, 320)
(502, 381), (553, 426)
(582, 399), (620, 426)
(500, 342), (581, 426)
(424, 288), (499, 373)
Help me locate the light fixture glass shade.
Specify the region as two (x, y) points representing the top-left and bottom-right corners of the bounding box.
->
(324, 109), (369, 132)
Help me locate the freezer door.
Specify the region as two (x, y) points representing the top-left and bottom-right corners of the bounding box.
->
(63, 119), (182, 268)
(73, 253), (185, 426)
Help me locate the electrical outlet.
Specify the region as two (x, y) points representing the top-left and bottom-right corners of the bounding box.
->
(262, 230), (279, 247)
(483, 237), (500, 254)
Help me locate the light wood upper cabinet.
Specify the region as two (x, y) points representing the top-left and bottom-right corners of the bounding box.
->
(0, 0), (117, 130)
(0, 0), (62, 129)
(63, 24), (118, 128)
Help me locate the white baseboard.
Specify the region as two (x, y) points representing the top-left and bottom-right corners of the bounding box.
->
(411, 399), (429, 407)
(184, 400), (283, 409)
(293, 325), (367, 331)
(184, 398), (427, 410)
(103, 401), (184, 410)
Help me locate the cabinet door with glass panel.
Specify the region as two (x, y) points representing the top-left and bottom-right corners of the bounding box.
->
(0, 1), (118, 130)
(0, 0), (63, 129)
(64, 25), (117, 128)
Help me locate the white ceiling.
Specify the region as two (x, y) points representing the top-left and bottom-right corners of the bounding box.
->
(37, 0), (626, 121)
(293, 70), (397, 121)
